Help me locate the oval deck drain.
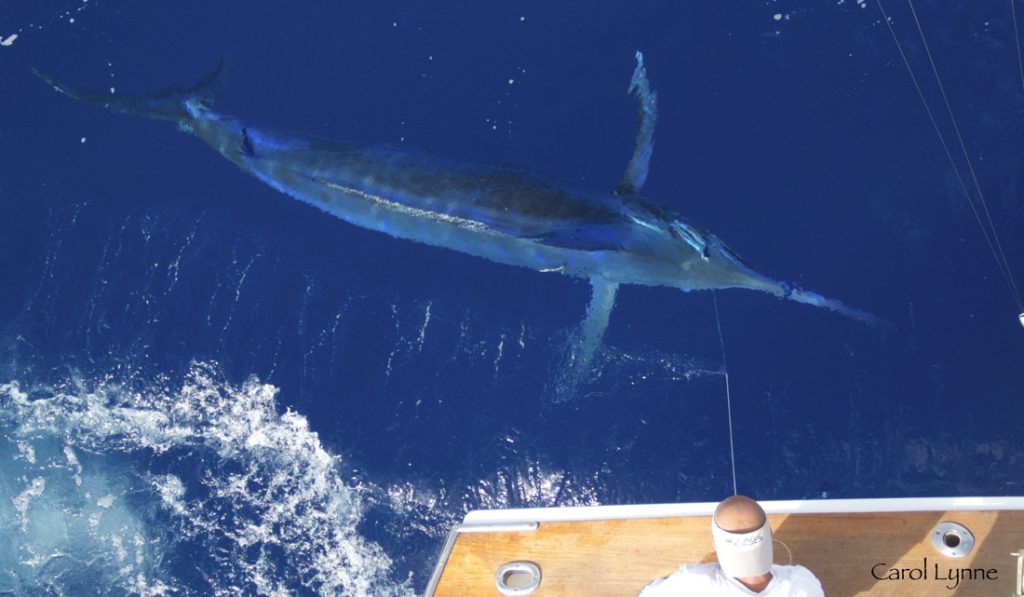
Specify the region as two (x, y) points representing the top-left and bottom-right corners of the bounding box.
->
(495, 561), (542, 595)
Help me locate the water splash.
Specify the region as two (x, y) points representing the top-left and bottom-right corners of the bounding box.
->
(0, 363), (413, 596)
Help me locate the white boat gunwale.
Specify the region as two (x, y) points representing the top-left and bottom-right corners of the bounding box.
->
(425, 496), (1024, 596)
(460, 496), (1024, 526)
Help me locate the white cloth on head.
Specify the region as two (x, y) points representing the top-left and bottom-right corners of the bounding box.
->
(712, 518), (773, 577)
(638, 563), (825, 596)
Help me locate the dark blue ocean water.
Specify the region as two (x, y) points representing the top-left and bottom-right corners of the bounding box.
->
(1, 1), (1022, 594)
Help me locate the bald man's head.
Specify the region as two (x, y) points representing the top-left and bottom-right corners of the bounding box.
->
(714, 495), (767, 533)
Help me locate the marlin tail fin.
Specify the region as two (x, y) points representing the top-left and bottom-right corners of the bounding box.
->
(33, 62), (227, 123)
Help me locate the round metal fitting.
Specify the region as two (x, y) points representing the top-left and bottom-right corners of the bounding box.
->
(931, 521), (974, 558)
(495, 561), (542, 595)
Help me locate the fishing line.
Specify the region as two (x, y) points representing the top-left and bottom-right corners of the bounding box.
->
(875, 0), (1024, 318)
(1012, 0), (1024, 98)
(905, 0), (1023, 310)
(712, 292), (738, 497)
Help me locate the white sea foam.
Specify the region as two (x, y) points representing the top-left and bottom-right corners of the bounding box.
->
(0, 363), (413, 596)
(12, 477), (46, 532)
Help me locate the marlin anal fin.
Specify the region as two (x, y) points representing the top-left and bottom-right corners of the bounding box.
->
(616, 51), (658, 197)
(554, 277), (619, 399)
(32, 61), (227, 123)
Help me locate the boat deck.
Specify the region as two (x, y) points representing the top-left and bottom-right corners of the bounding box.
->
(427, 497), (1024, 596)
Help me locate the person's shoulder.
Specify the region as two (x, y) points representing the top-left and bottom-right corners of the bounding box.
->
(676, 563), (720, 579)
(638, 564), (720, 595)
(776, 564), (820, 578)
(771, 564), (825, 596)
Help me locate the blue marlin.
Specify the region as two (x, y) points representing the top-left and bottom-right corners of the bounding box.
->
(35, 54), (886, 384)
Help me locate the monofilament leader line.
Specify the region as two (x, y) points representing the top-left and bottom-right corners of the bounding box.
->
(876, 0), (1024, 326)
(713, 292), (738, 497)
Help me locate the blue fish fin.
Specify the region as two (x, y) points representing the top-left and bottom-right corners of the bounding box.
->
(553, 277), (619, 400)
(33, 61), (228, 124)
(616, 51), (658, 197)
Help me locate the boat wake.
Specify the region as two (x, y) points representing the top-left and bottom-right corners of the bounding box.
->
(0, 362), (413, 596)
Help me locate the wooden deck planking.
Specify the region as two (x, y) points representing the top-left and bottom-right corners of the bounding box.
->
(432, 510), (1023, 596)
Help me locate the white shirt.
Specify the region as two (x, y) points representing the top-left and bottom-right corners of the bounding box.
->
(638, 563), (825, 596)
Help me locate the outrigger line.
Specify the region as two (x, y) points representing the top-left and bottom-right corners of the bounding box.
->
(875, 0), (1024, 329)
(1014, 0), (1024, 100)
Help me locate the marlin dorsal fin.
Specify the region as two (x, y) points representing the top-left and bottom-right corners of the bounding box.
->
(615, 51), (658, 197)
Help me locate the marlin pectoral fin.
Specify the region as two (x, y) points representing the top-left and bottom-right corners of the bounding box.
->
(573, 277), (619, 371)
(554, 277), (619, 399)
(583, 276), (618, 347)
(615, 51), (658, 197)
